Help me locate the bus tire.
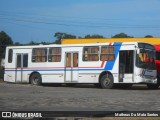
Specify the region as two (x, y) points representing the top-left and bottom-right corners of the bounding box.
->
(100, 74), (113, 89)
(147, 84), (159, 89)
(30, 73), (42, 85)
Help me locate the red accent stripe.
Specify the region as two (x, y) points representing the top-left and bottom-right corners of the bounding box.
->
(101, 61), (105, 67)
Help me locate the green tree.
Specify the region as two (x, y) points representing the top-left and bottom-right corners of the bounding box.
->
(14, 42), (21, 46)
(0, 31), (13, 58)
(28, 41), (38, 45)
(0, 31), (13, 46)
(84, 34), (104, 38)
(112, 33), (133, 38)
(144, 35), (153, 38)
(40, 41), (51, 45)
(54, 32), (76, 44)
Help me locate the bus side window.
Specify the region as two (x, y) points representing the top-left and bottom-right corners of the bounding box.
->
(48, 47), (61, 62)
(73, 53), (78, 67)
(100, 46), (115, 61)
(32, 48), (47, 62)
(66, 53), (71, 67)
(8, 49), (13, 63)
(83, 46), (99, 61)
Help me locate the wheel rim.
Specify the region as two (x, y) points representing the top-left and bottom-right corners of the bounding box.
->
(103, 78), (110, 86)
(32, 76), (39, 84)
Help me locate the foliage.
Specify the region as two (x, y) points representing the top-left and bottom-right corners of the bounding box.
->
(25, 41), (51, 45)
(84, 34), (104, 38)
(54, 32), (76, 44)
(14, 42), (22, 46)
(0, 31), (13, 58)
(112, 33), (133, 38)
(0, 31), (13, 46)
(0, 31), (156, 47)
(144, 35), (153, 38)
(28, 41), (38, 45)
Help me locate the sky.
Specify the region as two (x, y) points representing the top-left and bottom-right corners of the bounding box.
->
(0, 0), (160, 44)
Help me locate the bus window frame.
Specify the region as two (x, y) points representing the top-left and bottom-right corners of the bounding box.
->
(48, 47), (62, 62)
(32, 48), (47, 62)
(83, 46), (99, 61)
(100, 46), (115, 61)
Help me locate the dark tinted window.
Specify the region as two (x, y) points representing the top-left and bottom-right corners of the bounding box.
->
(8, 49), (13, 63)
(156, 52), (160, 60)
(23, 54), (28, 67)
(138, 43), (154, 50)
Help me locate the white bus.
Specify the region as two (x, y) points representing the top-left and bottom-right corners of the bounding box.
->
(4, 42), (158, 89)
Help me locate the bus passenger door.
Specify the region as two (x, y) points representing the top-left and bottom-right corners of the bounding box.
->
(119, 51), (134, 83)
(65, 52), (79, 82)
(16, 53), (28, 83)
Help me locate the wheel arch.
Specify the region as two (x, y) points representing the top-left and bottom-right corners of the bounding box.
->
(99, 71), (114, 83)
(29, 71), (41, 84)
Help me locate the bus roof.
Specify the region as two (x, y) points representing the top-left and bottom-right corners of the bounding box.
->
(6, 42), (146, 49)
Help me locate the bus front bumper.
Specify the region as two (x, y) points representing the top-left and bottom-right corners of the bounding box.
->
(135, 76), (157, 84)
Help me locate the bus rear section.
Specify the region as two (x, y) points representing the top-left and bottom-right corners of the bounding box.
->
(4, 42), (158, 89)
(4, 47), (31, 83)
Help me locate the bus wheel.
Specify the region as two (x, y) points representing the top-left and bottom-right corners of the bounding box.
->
(100, 74), (113, 89)
(147, 84), (159, 89)
(30, 73), (42, 85)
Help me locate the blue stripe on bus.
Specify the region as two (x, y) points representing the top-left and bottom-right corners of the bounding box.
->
(104, 42), (122, 70)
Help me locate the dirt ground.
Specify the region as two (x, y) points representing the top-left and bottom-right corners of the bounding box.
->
(0, 82), (160, 119)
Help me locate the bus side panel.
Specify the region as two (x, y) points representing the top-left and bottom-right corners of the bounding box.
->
(78, 48), (102, 83)
(29, 55), (65, 83)
(41, 72), (64, 83)
(4, 71), (16, 83)
(78, 71), (99, 83)
(4, 48), (16, 83)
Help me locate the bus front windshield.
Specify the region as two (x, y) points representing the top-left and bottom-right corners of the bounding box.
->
(136, 49), (156, 70)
